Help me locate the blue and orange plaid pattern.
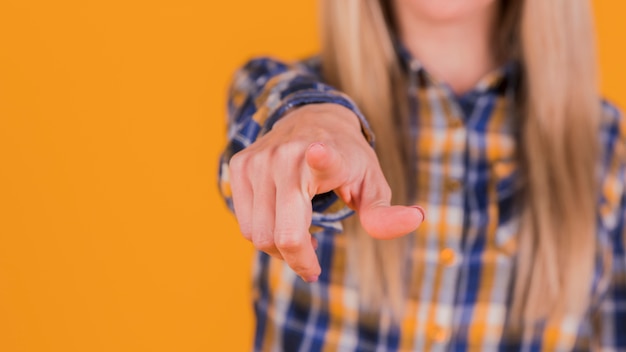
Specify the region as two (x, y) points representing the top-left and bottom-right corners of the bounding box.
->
(218, 52), (626, 351)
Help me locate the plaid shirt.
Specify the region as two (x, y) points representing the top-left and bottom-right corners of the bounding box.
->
(218, 52), (626, 351)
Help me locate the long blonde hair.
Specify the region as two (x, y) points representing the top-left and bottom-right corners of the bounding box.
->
(320, 0), (600, 323)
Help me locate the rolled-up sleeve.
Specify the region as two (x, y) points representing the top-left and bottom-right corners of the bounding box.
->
(218, 57), (373, 230)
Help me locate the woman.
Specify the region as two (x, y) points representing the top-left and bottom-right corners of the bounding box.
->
(219, 0), (625, 350)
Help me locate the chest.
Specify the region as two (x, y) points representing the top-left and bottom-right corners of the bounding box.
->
(395, 88), (594, 350)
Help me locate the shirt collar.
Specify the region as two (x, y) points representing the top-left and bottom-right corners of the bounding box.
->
(392, 38), (520, 97)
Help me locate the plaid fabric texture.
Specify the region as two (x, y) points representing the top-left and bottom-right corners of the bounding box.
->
(218, 53), (626, 351)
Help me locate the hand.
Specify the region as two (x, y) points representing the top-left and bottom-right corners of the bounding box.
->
(228, 104), (425, 282)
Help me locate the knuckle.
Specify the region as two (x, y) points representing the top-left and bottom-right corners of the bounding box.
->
(249, 153), (269, 170)
(252, 232), (275, 251)
(274, 232), (305, 251)
(229, 153), (247, 173)
(273, 141), (300, 161)
(379, 183), (392, 200)
(368, 170), (392, 201)
(238, 223), (253, 241)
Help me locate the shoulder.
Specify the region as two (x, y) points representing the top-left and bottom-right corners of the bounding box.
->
(594, 100), (626, 322)
(595, 101), (625, 262)
(233, 55), (324, 83)
(599, 100), (624, 172)
(228, 56), (327, 104)
(598, 100), (625, 232)
(599, 100), (623, 153)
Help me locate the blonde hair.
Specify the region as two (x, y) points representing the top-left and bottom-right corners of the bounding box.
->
(320, 0), (600, 323)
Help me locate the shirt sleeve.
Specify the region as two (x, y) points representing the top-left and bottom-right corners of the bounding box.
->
(594, 195), (626, 351)
(592, 102), (626, 350)
(217, 57), (374, 231)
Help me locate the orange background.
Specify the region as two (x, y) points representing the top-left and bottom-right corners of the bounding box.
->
(0, 1), (623, 351)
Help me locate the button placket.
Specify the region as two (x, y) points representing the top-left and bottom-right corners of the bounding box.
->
(411, 69), (470, 350)
(449, 117), (463, 129)
(435, 100), (466, 348)
(444, 178), (463, 193)
(427, 324), (449, 343)
(439, 247), (459, 267)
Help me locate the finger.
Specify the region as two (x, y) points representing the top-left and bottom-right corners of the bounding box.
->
(274, 185), (321, 282)
(357, 170), (425, 239)
(360, 205), (425, 239)
(305, 142), (347, 195)
(311, 236), (318, 250)
(229, 154), (254, 241)
(251, 182), (283, 259)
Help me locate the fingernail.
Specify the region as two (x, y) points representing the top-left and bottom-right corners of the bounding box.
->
(411, 206), (426, 221)
(308, 142), (325, 150)
(306, 275), (319, 283)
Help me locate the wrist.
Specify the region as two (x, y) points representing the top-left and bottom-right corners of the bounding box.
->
(285, 103), (361, 128)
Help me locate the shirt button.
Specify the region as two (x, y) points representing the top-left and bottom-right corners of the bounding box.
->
(427, 324), (448, 343)
(449, 118), (463, 128)
(444, 178), (463, 192)
(439, 248), (457, 266)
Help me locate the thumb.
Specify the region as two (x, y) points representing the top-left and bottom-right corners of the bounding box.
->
(356, 173), (425, 239)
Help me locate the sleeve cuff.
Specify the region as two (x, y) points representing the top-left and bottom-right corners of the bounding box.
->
(261, 89), (375, 146)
